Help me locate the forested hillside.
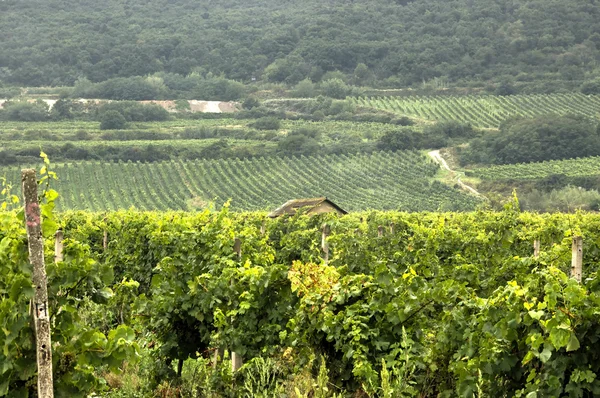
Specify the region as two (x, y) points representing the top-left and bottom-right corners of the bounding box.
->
(1, 0), (599, 92)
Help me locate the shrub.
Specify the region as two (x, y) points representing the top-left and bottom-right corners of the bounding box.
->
(321, 78), (353, 99)
(424, 121), (477, 140)
(0, 150), (17, 165)
(0, 86), (21, 98)
(242, 96), (260, 110)
(460, 115), (600, 165)
(50, 99), (88, 120)
(392, 116), (415, 126)
(100, 110), (127, 130)
(96, 102), (170, 122)
(311, 110), (325, 120)
(277, 128), (321, 154)
(378, 127), (449, 151)
(581, 78), (600, 95)
(249, 117), (281, 130)
(96, 77), (167, 100)
(192, 76), (246, 101)
(519, 186), (600, 212)
(0, 100), (49, 121)
(293, 79), (317, 98)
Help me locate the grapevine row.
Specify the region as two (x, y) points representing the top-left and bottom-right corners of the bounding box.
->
(467, 156), (600, 181)
(0, 151), (480, 212)
(352, 93), (600, 128)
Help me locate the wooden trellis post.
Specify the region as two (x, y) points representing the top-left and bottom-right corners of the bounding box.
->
(260, 219), (266, 236)
(22, 169), (54, 398)
(322, 224), (330, 265)
(389, 222), (395, 234)
(378, 225), (384, 238)
(102, 216), (108, 251)
(231, 237), (243, 372)
(55, 230), (64, 263)
(533, 240), (540, 258)
(571, 236), (583, 283)
(233, 237), (242, 260)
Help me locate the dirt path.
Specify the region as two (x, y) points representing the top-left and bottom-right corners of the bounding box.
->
(428, 150), (484, 197)
(188, 100), (238, 113)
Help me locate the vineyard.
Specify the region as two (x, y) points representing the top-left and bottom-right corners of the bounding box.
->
(0, 151), (480, 212)
(1, 137), (275, 152)
(468, 156), (600, 180)
(4, 195), (600, 396)
(0, 118), (396, 142)
(352, 93), (600, 128)
(0, 117), (402, 165)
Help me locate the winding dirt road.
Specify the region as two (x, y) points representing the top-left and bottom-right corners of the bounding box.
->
(428, 150), (484, 197)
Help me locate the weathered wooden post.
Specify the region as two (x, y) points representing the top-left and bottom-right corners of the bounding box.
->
(233, 237), (242, 260)
(22, 169), (54, 398)
(322, 224), (330, 265)
(389, 222), (395, 234)
(533, 240), (540, 258)
(378, 225), (384, 238)
(260, 219), (266, 236)
(103, 230), (108, 251)
(55, 230), (64, 263)
(231, 237), (243, 372)
(571, 236), (583, 283)
(231, 349), (243, 372)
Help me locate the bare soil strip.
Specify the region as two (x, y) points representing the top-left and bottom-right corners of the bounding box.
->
(0, 99), (239, 113)
(428, 150), (484, 197)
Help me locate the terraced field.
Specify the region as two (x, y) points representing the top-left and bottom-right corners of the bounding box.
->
(1, 151), (480, 212)
(352, 93), (600, 128)
(467, 156), (600, 181)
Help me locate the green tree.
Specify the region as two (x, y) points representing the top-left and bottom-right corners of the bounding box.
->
(1, 100), (48, 122)
(277, 128), (321, 154)
(353, 63), (370, 85)
(100, 110), (127, 130)
(293, 79), (317, 98)
(242, 96), (260, 110)
(321, 78), (353, 99)
(50, 99), (74, 120)
(461, 115), (600, 165)
(249, 117), (281, 130)
(581, 78), (600, 94)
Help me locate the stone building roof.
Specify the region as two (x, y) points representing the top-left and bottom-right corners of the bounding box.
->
(267, 197), (347, 218)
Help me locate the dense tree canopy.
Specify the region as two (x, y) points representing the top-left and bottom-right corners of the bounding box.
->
(0, 0), (599, 91)
(460, 115), (600, 165)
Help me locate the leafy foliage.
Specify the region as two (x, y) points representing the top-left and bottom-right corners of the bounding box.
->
(0, 163), (139, 397)
(95, 102), (170, 123)
(460, 115), (600, 165)
(1, 0), (600, 91)
(100, 110), (127, 130)
(0, 100), (50, 122)
(58, 205), (600, 396)
(4, 161), (600, 396)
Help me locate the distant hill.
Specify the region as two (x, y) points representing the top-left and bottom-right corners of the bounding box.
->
(1, 0), (599, 92)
